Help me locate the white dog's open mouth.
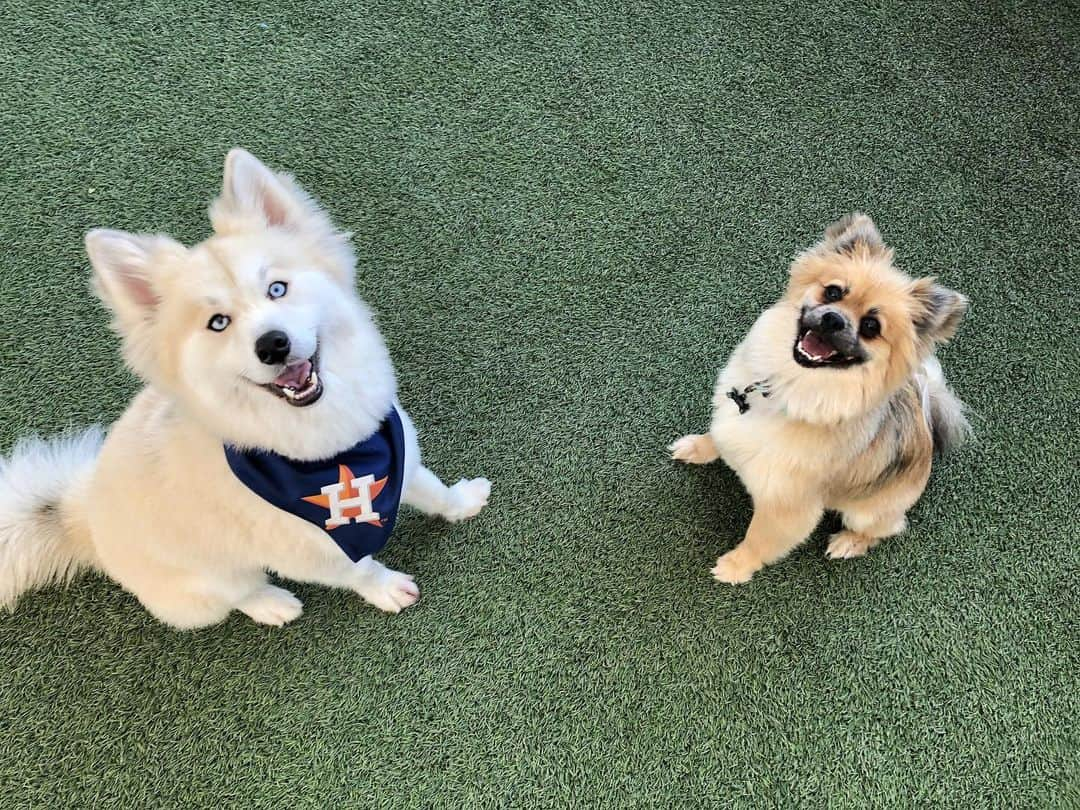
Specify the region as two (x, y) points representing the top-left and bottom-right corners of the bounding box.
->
(261, 354), (324, 407)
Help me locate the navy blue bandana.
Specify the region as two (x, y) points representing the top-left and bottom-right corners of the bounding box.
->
(224, 408), (406, 562)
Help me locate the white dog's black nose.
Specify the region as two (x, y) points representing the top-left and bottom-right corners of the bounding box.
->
(255, 330), (291, 365)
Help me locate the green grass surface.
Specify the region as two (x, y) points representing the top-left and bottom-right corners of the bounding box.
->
(1, 1), (1078, 806)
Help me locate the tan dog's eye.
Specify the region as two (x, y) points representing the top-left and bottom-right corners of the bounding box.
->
(823, 284), (844, 302)
(859, 315), (881, 339)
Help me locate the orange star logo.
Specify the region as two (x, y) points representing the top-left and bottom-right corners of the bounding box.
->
(302, 464), (387, 529)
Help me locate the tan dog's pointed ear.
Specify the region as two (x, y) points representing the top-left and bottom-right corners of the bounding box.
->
(822, 212), (885, 255)
(218, 148), (307, 229)
(909, 278), (968, 343)
(789, 213), (892, 285)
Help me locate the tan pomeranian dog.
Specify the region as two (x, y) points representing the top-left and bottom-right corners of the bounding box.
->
(670, 213), (969, 584)
(0, 150), (491, 628)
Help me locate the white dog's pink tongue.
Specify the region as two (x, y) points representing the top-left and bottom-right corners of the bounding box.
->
(274, 359), (311, 389)
(801, 332), (836, 360)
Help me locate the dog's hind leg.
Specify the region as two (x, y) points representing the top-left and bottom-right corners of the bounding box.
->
(828, 474), (925, 560)
(137, 589), (234, 630)
(402, 466), (491, 523)
(135, 571), (291, 630)
(236, 584), (304, 626)
(826, 511), (907, 560)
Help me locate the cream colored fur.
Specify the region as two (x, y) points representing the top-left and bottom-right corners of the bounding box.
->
(0, 150), (491, 628)
(671, 214), (967, 583)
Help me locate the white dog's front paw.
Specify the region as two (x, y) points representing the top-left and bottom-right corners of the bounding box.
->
(238, 585), (304, 626)
(443, 477), (491, 522)
(359, 567), (420, 614)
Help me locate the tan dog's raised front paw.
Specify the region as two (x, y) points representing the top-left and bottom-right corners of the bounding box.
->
(669, 433), (720, 465)
(711, 550), (760, 584)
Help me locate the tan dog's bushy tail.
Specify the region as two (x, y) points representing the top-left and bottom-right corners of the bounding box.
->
(0, 428), (102, 610)
(922, 357), (970, 455)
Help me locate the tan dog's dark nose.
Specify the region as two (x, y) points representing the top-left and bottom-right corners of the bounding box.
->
(820, 311), (845, 333)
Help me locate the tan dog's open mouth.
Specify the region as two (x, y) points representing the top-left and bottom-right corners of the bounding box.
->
(793, 328), (863, 369)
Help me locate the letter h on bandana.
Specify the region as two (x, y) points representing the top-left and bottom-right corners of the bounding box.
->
(224, 408), (406, 562)
(320, 472), (380, 529)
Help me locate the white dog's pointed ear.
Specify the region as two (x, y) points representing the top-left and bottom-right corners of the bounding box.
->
(85, 229), (183, 325)
(218, 148), (306, 229)
(212, 149), (356, 283)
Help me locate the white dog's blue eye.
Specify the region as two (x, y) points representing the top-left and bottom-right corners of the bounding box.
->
(268, 281), (288, 300)
(207, 314), (231, 332)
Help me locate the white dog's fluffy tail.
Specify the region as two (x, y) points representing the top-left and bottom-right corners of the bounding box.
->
(0, 427), (103, 610)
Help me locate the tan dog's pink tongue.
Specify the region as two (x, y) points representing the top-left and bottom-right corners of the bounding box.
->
(274, 359), (311, 389)
(801, 332), (836, 359)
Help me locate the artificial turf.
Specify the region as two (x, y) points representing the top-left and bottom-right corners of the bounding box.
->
(1, 1), (1077, 807)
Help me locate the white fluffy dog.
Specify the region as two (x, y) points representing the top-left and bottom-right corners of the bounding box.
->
(0, 149), (491, 629)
